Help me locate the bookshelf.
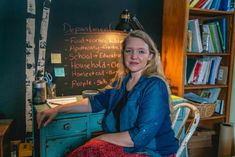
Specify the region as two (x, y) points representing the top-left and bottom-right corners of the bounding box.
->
(162, 0), (234, 123)
(162, 0), (235, 155)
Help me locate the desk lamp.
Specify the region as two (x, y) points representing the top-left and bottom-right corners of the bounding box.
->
(115, 9), (144, 32)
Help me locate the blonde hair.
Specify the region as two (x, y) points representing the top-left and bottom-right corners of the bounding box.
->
(112, 30), (166, 88)
(106, 30), (173, 110)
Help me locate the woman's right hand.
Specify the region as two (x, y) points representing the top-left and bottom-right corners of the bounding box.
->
(37, 106), (60, 129)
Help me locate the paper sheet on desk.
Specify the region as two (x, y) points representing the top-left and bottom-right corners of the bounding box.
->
(47, 97), (78, 108)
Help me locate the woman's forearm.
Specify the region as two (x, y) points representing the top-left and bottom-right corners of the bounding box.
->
(56, 98), (92, 113)
(94, 131), (134, 147)
(37, 98), (92, 128)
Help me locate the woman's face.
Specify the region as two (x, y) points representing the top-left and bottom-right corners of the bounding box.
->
(123, 37), (153, 74)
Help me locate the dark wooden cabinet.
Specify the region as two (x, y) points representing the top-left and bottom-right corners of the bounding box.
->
(0, 119), (13, 157)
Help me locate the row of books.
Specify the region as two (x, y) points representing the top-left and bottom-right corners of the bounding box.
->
(190, 0), (235, 11)
(187, 18), (227, 53)
(185, 56), (228, 85)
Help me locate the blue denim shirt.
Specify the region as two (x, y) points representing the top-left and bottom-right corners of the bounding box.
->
(89, 75), (179, 156)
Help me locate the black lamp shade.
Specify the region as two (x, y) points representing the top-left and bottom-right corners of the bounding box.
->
(115, 9), (133, 32)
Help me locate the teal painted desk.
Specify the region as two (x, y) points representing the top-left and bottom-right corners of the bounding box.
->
(33, 98), (186, 157)
(33, 104), (104, 157)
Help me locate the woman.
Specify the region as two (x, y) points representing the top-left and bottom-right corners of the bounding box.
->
(37, 30), (178, 157)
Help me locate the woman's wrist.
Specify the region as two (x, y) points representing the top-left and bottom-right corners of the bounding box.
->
(54, 105), (63, 114)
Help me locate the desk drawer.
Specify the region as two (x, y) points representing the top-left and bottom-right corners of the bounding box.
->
(45, 116), (88, 136)
(90, 113), (104, 132)
(45, 134), (87, 157)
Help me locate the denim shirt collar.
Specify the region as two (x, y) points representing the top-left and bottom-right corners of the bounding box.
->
(123, 73), (146, 92)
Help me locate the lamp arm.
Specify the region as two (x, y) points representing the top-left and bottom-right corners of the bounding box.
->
(130, 15), (144, 31)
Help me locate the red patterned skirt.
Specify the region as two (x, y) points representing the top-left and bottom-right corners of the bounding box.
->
(67, 139), (176, 157)
(67, 140), (149, 157)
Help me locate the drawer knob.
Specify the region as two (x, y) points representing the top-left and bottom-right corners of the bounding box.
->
(64, 123), (71, 130)
(97, 119), (102, 125)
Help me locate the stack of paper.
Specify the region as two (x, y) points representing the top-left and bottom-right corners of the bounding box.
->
(47, 97), (79, 108)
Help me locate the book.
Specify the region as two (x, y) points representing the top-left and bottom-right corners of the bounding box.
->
(201, 57), (212, 84)
(187, 30), (192, 52)
(192, 60), (203, 84)
(197, 58), (211, 84)
(210, 0), (222, 10)
(208, 56), (222, 84)
(219, 0), (231, 11)
(214, 99), (225, 114)
(220, 100), (225, 114)
(215, 99), (222, 113)
(212, 22), (222, 52)
(187, 58), (213, 85)
(194, 0), (208, 8)
(184, 92), (209, 103)
(210, 0), (218, 9)
(202, 32), (210, 52)
(202, 24), (214, 52)
(208, 23), (218, 52)
(188, 19), (203, 52)
(216, 0), (222, 9)
(188, 59), (203, 84)
(215, 21), (225, 53)
(218, 18), (227, 53)
(201, 0), (214, 9)
(230, 0), (235, 11)
(208, 22), (222, 53)
(186, 58), (197, 83)
(190, 0), (201, 8)
(216, 66), (228, 84)
(184, 88), (221, 103)
(200, 88), (221, 102)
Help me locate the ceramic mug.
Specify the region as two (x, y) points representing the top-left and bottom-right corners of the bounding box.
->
(82, 89), (99, 98)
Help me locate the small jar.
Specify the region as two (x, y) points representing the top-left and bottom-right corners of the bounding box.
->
(32, 80), (47, 104)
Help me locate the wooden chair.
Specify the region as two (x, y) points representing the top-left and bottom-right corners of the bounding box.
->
(171, 103), (200, 157)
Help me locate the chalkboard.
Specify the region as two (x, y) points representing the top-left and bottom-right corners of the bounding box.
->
(46, 23), (126, 96)
(44, 0), (163, 96)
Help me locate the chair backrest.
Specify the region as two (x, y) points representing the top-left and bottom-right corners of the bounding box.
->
(171, 103), (200, 157)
